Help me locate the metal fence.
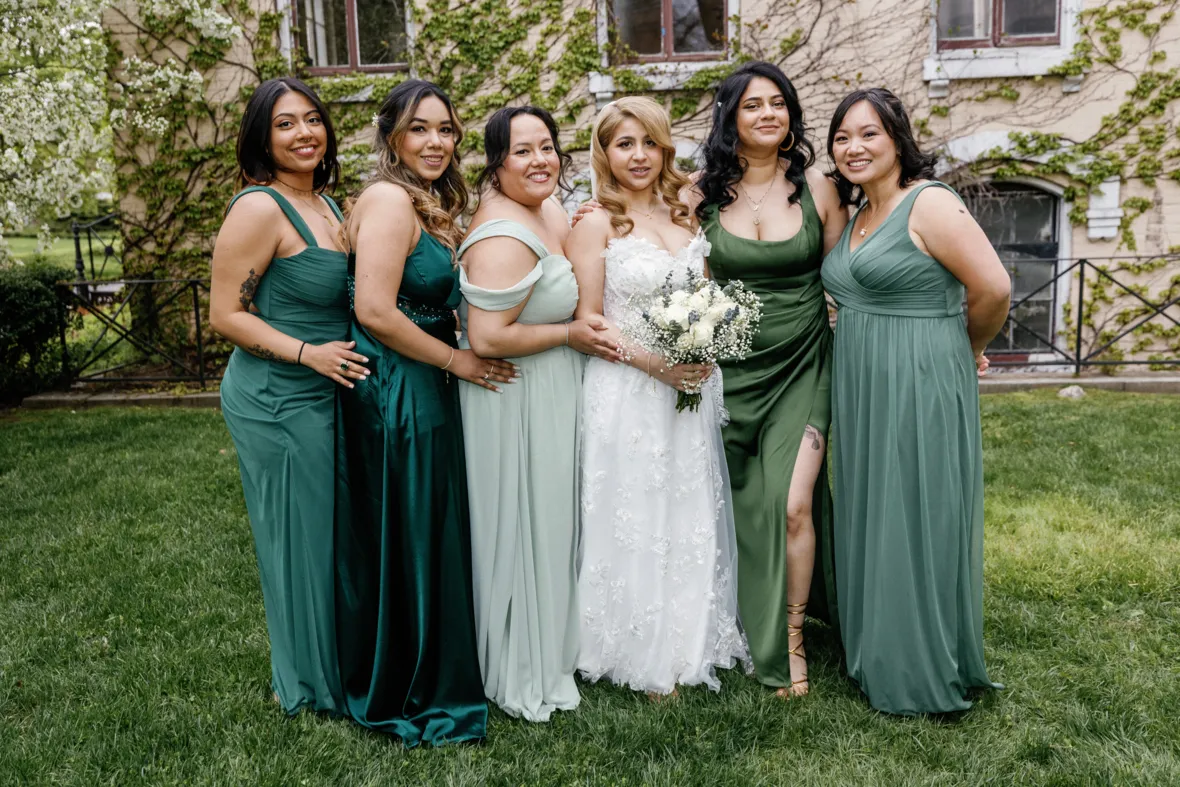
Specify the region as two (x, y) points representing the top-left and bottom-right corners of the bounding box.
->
(56, 216), (1177, 386)
(989, 254), (1179, 372)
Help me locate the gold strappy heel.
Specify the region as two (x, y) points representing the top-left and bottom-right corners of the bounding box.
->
(775, 601), (809, 699)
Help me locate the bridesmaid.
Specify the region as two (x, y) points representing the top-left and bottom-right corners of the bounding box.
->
(211, 77), (366, 715)
(821, 87), (1009, 715)
(335, 80), (513, 745)
(688, 61), (848, 698)
(458, 106), (619, 721)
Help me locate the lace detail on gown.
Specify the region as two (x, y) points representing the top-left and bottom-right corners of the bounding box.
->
(577, 231), (750, 694)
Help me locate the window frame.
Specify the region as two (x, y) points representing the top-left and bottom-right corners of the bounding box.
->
(937, 0), (1061, 52)
(612, 0), (728, 64)
(291, 0), (410, 75)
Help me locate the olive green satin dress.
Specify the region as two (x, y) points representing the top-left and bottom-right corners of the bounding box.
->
(335, 229), (488, 746)
(701, 185), (840, 689)
(219, 186), (348, 716)
(821, 181), (1000, 715)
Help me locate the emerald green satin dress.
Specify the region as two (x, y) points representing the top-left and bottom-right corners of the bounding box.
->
(219, 186), (348, 716)
(701, 185), (840, 689)
(821, 182), (1000, 715)
(336, 229), (488, 746)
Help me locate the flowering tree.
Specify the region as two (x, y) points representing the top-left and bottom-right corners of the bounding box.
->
(0, 0), (112, 261)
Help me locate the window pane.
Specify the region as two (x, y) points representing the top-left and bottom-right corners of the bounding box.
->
(300, 0), (349, 68)
(357, 0), (407, 65)
(1003, 0), (1057, 36)
(613, 0), (662, 56)
(937, 0), (991, 40)
(965, 185), (1057, 246)
(673, 0), (725, 54)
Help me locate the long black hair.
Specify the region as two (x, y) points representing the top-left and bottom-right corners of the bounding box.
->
(826, 87), (937, 206)
(695, 61), (814, 223)
(475, 105), (573, 197)
(236, 77), (339, 193)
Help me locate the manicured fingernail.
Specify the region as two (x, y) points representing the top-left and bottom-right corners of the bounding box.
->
(362, 357), (369, 362)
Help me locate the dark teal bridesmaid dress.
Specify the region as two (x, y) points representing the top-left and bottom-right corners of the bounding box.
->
(219, 186), (348, 716)
(335, 229), (488, 747)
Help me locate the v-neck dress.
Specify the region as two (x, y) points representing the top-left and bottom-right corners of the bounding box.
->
(219, 186), (349, 717)
(701, 184), (841, 689)
(456, 219), (584, 722)
(821, 181), (1001, 715)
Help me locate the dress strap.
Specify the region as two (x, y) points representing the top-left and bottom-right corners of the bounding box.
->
(227, 186), (319, 249)
(458, 218), (551, 260)
(321, 194), (345, 222)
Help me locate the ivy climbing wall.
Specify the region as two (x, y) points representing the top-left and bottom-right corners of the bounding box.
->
(103, 0), (1179, 364)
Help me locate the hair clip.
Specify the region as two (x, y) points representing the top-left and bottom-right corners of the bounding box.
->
(371, 114), (380, 128)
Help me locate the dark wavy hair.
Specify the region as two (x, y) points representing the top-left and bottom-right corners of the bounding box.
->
(236, 77), (338, 193)
(695, 61), (814, 223)
(826, 87), (938, 206)
(475, 105), (573, 199)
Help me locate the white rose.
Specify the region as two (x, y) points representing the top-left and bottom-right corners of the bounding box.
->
(687, 291), (709, 312)
(691, 322), (713, 348)
(676, 332), (695, 350)
(706, 302), (729, 322)
(669, 290), (690, 306)
(664, 303), (691, 330)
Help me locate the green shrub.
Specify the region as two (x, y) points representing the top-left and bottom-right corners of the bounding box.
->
(0, 263), (72, 403)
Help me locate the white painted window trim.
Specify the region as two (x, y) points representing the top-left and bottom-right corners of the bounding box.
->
(923, 0), (1085, 97)
(589, 0), (740, 108)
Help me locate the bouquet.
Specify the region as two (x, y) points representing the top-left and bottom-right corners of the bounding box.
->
(623, 268), (762, 413)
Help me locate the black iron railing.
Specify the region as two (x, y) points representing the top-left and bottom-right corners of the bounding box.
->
(57, 278), (219, 387)
(52, 253), (1177, 386)
(989, 254), (1179, 371)
(71, 213), (121, 282)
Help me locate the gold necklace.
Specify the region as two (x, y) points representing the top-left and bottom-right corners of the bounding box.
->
(857, 204), (877, 237)
(629, 202), (656, 220)
(738, 178), (776, 226)
(273, 180), (334, 225)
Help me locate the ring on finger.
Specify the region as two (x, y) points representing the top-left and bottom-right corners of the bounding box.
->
(340, 361), (349, 371)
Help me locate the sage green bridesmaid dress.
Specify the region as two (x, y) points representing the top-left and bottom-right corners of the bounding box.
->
(821, 181), (1001, 715)
(219, 186), (348, 716)
(335, 229), (488, 746)
(456, 219), (583, 722)
(701, 184), (840, 689)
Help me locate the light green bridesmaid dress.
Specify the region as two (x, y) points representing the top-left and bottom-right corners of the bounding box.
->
(821, 181), (1001, 715)
(457, 219), (583, 722)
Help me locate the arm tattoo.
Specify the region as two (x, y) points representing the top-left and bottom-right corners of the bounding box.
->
(239, 268), (261, 310)
(246, 344), (291, 363)
(804, 425), (822, 451)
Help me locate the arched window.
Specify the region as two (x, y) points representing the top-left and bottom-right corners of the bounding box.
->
(960, 182), (1061, 355)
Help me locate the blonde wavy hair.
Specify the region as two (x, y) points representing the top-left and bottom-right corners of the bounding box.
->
(341, 80), (468, 255)
(591, 96), (692, 236)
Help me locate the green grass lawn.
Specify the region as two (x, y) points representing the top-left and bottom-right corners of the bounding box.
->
(5, 235), (123, 279)
(1, 391), (1177, 785)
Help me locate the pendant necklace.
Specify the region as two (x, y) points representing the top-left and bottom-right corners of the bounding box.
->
(738, 178), (776, 226)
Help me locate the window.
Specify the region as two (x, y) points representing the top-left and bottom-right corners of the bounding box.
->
(937, 0), (1060, 50)
(611, 0), (726, 62)
(294, 0), (408, 73)
(962, 183), (1061, 354)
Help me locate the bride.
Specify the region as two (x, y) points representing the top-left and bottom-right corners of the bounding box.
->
(567, 96), (749, 697)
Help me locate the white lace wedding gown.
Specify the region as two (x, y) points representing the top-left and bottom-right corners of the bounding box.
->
(577, 232), (750, 694)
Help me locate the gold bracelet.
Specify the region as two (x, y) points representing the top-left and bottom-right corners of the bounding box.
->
(564, 324), (570, 346)
(441, 347), (455, 371)
(645, 352), (654, 376)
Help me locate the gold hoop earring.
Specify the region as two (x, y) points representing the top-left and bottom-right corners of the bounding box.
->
(491, 173), (501, 190)
(780, 131), (796, 153)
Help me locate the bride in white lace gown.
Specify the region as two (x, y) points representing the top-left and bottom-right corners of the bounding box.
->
(568, 97), (749, 696)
